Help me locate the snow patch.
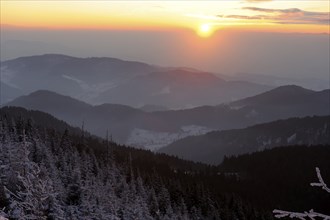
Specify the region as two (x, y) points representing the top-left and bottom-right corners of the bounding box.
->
(180, 125), (212, 134)
(126, 125), (213, 151)
(287, 133), (297, 143)
(257, 137), (273, 151)
(262, 139), (272, 146)
(62, 74), (89, 90)
(62, 74), (118, 101)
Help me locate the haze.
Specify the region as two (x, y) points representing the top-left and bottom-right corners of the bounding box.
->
(1, 0), (329, 83)
(2, 28), (329, 82)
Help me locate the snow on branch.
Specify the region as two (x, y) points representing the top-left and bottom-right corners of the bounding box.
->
(311, 167), (330, 193)
(273, 167), (330, 220)
(273, 209), (330, 220)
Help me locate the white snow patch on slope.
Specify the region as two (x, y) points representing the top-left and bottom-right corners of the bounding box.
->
(62, 74), (118, 100)
(126, 125), (213, 151)
(62, 74), (89, 90)
(287, 133), (297, 143)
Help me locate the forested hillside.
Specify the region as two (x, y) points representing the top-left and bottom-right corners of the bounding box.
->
(0, 107), (271, 219)
(160, 115), (330, 164)
(0, 107), (329, 219)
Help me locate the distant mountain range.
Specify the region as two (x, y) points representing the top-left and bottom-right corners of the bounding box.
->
(5, 85), (329, 150)
(93, 68), (272, 108)
(0, 54), (271, 108)
(0, 54), (156, 104)
(228, 85), (330, 121)
(228, 72), (330, 91)
(159, 115), (330, 164)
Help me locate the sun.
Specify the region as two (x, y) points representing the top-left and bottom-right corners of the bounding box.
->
(197, 24), (214, 38)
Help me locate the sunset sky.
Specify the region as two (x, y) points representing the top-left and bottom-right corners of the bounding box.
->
(1, 1), (329, 82)
(1, 1), (329, 35)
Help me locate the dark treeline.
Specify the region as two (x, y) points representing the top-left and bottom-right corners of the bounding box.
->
(219, 145), (330, 213)
(0, 107), (329, 219)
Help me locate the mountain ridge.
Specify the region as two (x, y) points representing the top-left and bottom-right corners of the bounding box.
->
(158, 115), (330, 164)
(1, 54), (272, 107)
(5, 85), (329, 149)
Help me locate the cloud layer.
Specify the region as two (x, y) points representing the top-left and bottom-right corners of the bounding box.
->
(219, 7), (330, 25)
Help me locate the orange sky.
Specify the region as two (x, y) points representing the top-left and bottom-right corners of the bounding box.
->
(1, 1), (329, 35)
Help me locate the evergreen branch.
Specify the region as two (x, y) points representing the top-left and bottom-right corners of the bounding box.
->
(310, 167), (330, 193)
(273, 167), (330, 220)
(273, 209), (330, 220)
